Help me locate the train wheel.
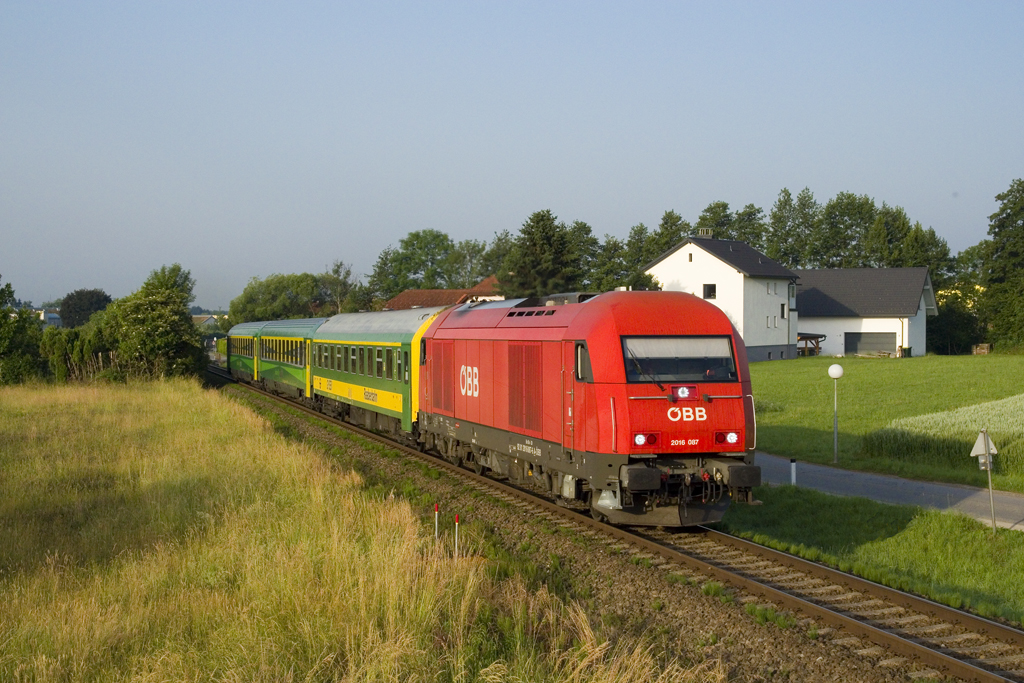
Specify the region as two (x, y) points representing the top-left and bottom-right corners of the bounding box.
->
(589, 495), (609, 524)
(472, 459), (484, 475)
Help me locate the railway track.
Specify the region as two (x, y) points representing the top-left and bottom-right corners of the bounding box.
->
(209, 365), (1024, 682)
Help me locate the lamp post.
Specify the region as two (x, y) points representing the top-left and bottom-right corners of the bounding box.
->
(828, 364), (843, 464)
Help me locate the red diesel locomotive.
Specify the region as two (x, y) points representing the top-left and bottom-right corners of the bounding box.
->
(416, 290), (760, 526)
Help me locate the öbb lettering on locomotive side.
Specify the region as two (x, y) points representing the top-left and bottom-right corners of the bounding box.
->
(226, 290), (760, 526)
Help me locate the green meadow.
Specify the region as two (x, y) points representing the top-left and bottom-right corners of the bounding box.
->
(718, 486), (1024, 626)
(749, 355), (1024, 490)
(0, 380), (718, 683)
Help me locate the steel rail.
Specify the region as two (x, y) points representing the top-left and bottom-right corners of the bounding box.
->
(208, 366), (1019, 682)
(700, 528), (1024, 650)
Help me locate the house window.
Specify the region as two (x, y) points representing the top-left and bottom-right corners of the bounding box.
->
(774, 282), (778, 295)
(688, 253), (692, 262)
(703, 284), (716, 300)
(768, 352), (773, 360)
(767, 282), (771, 295)
(774, 316), (778, 328)
(781, 303), (787, 319)
(766, 316), (770, 328)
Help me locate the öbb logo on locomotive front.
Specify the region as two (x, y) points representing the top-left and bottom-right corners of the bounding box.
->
(667, 406), (707, 422)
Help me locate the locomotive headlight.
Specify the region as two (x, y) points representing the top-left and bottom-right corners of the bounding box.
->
(671, 385), (698, 400)
(715, 431), (740, 444)
(634, 433), (647, 446)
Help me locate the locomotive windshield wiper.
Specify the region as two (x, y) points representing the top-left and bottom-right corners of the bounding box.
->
(626, 346), (664, 391)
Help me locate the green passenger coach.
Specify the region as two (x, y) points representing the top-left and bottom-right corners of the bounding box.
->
(256, 318), (328, 399)
(310, 307), (446, 441)
(226, 321), (268, 383)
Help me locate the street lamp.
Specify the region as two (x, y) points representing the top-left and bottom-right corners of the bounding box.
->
(828, 364), (843, 464)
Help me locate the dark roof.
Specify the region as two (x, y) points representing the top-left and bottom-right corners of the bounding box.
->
(794, 267), (936, 317)
(646, 238), (796, 279)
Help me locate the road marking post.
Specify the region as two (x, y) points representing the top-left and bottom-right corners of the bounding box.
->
(970, 429), (999, 533)
(790, 458), (796, 485)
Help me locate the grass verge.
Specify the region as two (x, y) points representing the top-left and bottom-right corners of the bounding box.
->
(748, 355), (1024, 490)
(0, 380), (721, 682)
(716, 485), (1024, 626)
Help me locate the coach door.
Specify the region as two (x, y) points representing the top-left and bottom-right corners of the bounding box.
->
(305, 340), (312, 399)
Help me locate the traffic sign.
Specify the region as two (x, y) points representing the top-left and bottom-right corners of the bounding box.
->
(970, 431), (998, 457)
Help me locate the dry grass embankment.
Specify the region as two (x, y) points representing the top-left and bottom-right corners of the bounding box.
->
(0, 380), (721, 682)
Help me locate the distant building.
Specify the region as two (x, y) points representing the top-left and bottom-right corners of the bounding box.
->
(793, 267), (937, 357)
(384, 275), (503, 311)
(192, 315), (224, 333)
(36, 310), (62, 328)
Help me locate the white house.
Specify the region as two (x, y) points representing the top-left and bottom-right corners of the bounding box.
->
(645, 237), (798, 361)
(793, 268), (937, 357)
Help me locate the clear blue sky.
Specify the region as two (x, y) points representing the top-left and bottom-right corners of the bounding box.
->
(2, 1), (1021, 309)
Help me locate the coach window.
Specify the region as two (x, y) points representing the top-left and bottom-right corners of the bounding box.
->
(375, 348), (384, 378)
(351, 346), (357, 374)
(357, 347), (363, 375)
(403, 351), (410, 383)
(385, 348), (394, 380)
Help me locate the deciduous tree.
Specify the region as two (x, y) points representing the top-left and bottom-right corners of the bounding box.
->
(104, 264), (206, 378)
(59, 288), (113, 328)
(0, 274), (42, 384)
(228, 273), (326, 324)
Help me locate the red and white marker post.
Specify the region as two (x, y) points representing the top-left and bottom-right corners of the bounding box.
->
(455, 514), (459, 558)
(434, 503), (439, 540)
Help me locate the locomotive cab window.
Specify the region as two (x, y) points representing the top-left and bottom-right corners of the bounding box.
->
(574, 342), (593, 382)
(622, 336), (737, 383)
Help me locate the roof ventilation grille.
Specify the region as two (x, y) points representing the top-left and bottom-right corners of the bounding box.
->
(697, 227), (713, 238)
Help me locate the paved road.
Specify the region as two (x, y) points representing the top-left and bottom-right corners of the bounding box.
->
(755, 451), (1024, 531)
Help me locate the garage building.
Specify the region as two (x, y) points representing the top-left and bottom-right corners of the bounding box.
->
(793, 267), (938, 357)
